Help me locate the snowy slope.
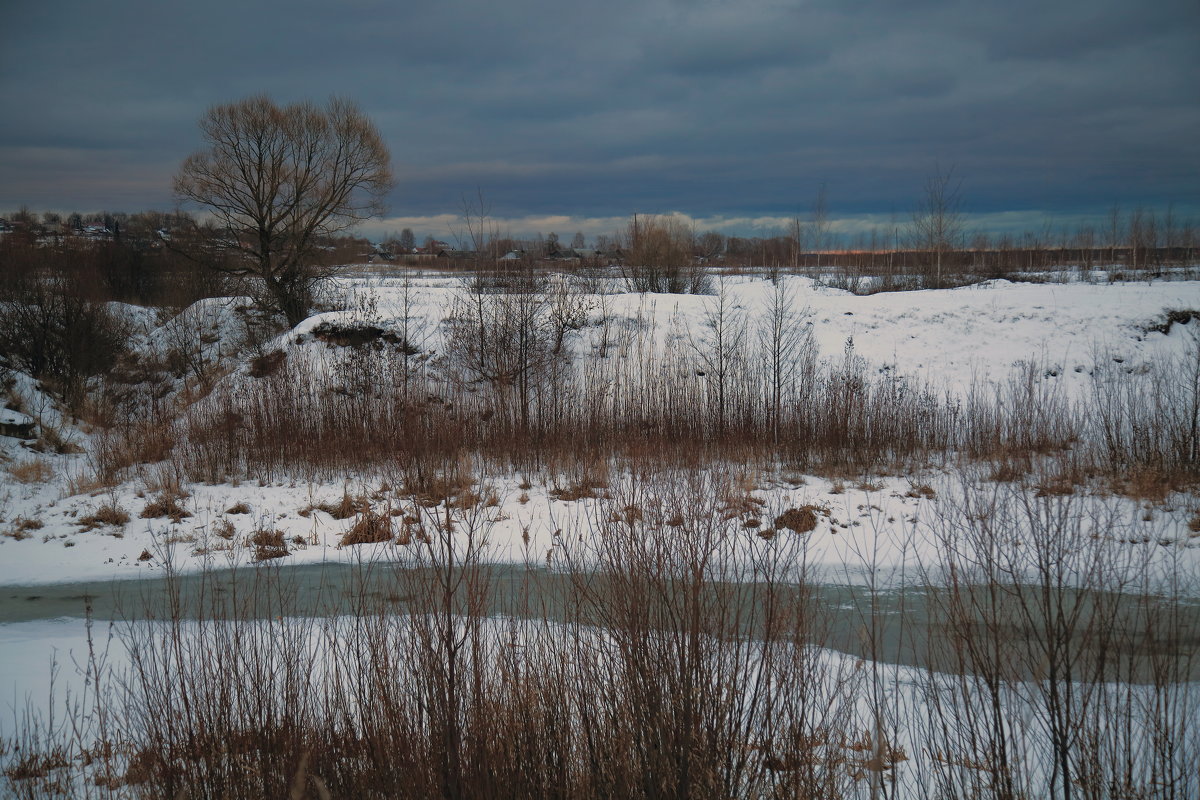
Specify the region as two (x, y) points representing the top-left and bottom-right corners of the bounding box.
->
(1, 275), (1197, 589)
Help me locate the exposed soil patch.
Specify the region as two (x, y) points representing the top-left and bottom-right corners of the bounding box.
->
(1139, 308), (1198, 336)
(247, 350), (286, 378)
(311, 321), (419, 353)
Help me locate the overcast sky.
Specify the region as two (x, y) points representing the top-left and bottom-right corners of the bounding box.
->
(2, 0), (1197, 241)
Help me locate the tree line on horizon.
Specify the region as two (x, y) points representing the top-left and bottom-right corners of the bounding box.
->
(3, 93), (1197, 334)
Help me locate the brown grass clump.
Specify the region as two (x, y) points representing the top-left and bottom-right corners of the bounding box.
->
(450, 486), (500, 510)
(774, 505), (821, 534)
(1034, 477), (1075, 498)
(1110, 467), (1177, 503)
(225, 501), (251, 515)
(340, 509), (393, 546)
(303, 491), (367, 520)
(140, 491), (191, 522)
(8, 457), (54, 484)
(989, 460), (1027, 483)
(906, 483), (936, 499)
(552, 482), (597, 501)
(78, 504), (131, 531)
(3, 516), (44, 540)
(411, 473), (475, 507)
(213, 519), (236, 540)
(4, 750), (69, 781)
(250, 528), (288, 561)
(720, 485), (765, 519)
(122, 747), (162, 786)
(608, 504), (643, 526)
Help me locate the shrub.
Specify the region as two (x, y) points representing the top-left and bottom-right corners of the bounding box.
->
(0, 270), (131, 408)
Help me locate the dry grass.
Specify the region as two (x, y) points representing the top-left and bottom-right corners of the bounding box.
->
(2, 516), (44, 541)
(212, 518), (236, 540)
(1109, 466), (1179, 503)
(774, 505), (822, 534)
(247, 350), (286, 378)
(250, 528), (288, 561)
(77, 504), (130, 531)
(3, 750), (69, 781)
(339, 508), (393, 546)
(302, 491), (367, 520)
(4, 468), (1199, 799)
(140, 491), (191, 522)
(160, 278), (1199, 509)
(7, 457), (54, 484)
(552, 482), (598, 501)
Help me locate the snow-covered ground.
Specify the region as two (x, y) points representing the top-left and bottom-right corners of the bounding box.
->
(1, 466), (1195, 592)
(329, 273), (1199, 396)
(2, 272), (1199, 795)
(2, 273), (1196, 587)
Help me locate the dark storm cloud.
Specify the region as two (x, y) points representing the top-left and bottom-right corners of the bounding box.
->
(1, 0), (1196, 231)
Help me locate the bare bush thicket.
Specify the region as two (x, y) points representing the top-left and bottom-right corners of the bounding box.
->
(0, 264), (131, 409)
(1, 474), (874, 799)
(156, 277), (1200, 499)
(622, 214), (710, 294)
(5, 470), (1196, 798)
(917, 480), (1199, 800)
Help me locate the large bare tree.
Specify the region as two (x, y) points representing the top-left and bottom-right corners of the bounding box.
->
(174, 95), (392, 325)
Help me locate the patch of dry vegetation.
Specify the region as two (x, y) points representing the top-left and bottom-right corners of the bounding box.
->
(2, 516), (44, 541)
(249, 528), (288, 561)
(774, 505), (823, 534)
(339, 508), (393, 546)
(140, 491), (191, 522)
(301, 491), (367, 520)
(9, 471), (1195, 799)
(7, 457), (54, 484)
(77, 504), (130, 531)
